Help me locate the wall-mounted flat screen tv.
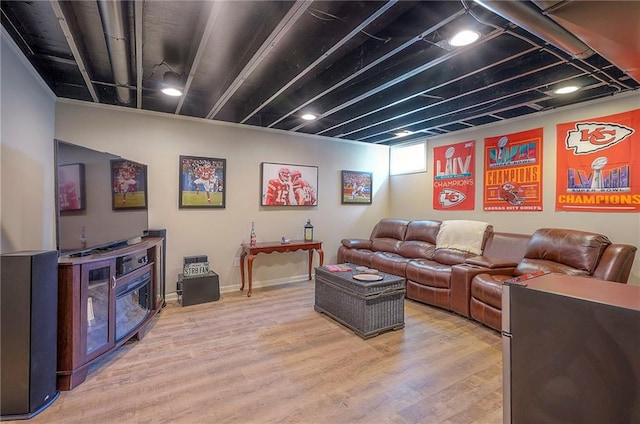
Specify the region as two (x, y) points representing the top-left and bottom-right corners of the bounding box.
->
(55, 140), (148, 256)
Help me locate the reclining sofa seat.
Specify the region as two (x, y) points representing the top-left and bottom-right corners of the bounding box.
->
(469, 228), (638, 331)
(450, 231), (532, 318)
(337, 218), (412, 268)
(338, 218), (494, 313)
(405, 220), (493, 311)
(371, 219), (442, 276)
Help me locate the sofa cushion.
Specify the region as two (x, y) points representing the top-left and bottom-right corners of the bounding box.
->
(406, 280), (451, 310)
(470, 274), (510, 309)
(342, 248), (374, 267)
(433, 249), (476, 266)
(405, 259), (452, 289)
(405, 220), (440, 244)
(397, 220), (440, 259)
(521, 228), (611, 274)
(371, 252), (411, 276)
(516, 259), (591, 277)
(398, 240), (436, 260)
(470, 298), (502, 332)
(372, 218), (409, 240)
(435, 220), (492, 256)
(371, 238), (403, 253)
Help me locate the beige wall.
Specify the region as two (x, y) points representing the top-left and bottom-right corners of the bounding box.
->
(55, 101), (390, 295)
(3, 24), (638, 293)
(1, 30), (57, 254)
(390, 93), (640, 285)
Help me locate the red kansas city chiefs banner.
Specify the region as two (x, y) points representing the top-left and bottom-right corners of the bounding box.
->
(556, 109), (640, 212)
(483, 128), (543, 211)
(433, 140), (475, 210)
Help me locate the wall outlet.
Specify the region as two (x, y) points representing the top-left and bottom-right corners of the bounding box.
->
(233, 257), (240, 267)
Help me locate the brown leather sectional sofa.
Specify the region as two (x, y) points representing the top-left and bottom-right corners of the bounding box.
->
(338, 218), (637, 331)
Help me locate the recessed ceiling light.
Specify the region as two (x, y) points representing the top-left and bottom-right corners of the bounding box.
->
(301, 113), (317, 121)
(161, 87), (183, 97)
(395, 130), (412, 137)
(554, 85), (580, 94)
(449, 30), (480, 47)
(160, 71), (183, 96)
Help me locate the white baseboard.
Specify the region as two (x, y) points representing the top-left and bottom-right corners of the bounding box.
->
(164, 273), (311, 302)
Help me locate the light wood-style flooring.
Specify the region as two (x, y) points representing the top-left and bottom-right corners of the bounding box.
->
(19, 281), (503, 424)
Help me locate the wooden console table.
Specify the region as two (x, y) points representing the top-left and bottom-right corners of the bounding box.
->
(240, 240), (324, 297)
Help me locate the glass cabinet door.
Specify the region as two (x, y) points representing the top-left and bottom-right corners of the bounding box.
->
(81, 259), (115, 361)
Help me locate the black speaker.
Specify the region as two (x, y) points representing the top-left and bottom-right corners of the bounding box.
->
(178, 271), (220, 306)
(143, 229), (166, 307)
(1, 250), (59, 420)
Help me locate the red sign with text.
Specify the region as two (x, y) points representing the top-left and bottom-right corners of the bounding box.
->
(433, 141), (475, 210)
(483, 128), (543, 211)
(556, 109), (640, 212)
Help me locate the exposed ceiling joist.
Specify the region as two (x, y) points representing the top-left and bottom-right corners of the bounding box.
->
(50, 0), (100, 102)
(205, 0), (313, 120)
(175, 1), (222, 114)
(134, 0), (143, 109)
(2, 0), (636, 146)
(241, 0), (399, 124)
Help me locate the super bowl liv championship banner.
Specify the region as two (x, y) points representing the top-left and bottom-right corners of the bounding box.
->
(483, 128), (543, 211)
(556, 109), (640, 212)
(433, 140), (475, 210)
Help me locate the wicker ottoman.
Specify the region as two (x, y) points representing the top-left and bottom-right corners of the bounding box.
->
(314, 265), (406, 339)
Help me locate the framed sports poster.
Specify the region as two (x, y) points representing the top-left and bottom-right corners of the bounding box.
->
(483, 128), (543, 212)
(58, 163), (85, 211)
(261, 162), (318, 206)
(179, 155), (226, 208)
(341, 170), (372, 204)
(433, 141), (475, 210)
(555, 109), (640, 212)
(110, 159), (148, 209)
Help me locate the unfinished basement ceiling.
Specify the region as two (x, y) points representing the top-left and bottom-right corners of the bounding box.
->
(2, 0), (638, 145)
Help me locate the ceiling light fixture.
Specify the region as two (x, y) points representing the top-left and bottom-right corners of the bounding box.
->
(161, 71), (183, 97)
(449, 30), (480, 47)
(394, 130), (412, 137)
(301, 113), (317, 121)
(554, 85), (580, 94)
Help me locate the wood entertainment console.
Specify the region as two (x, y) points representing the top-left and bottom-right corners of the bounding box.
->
(56, 238), (164, 390)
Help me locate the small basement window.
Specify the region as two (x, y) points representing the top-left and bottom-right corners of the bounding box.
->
(390, 141), (426, 175)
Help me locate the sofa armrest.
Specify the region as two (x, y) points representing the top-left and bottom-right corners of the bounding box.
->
(451, 264), (517, 318)
(466, 255), (518, 269)
(593, 243), (637, 283)
(341, 238), (372, 249)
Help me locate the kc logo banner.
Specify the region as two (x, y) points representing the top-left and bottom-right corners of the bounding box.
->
(565, 123), (634, 155)
(556, 109), (640, 213)
(433, 140), (475, 210)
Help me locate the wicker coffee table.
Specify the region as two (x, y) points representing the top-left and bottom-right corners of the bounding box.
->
(314, 264), (406, 339)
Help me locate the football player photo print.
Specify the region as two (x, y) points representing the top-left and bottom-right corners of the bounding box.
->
(58, 163), (85, 211)
(111, 159), (148, 209)
(179, 155), (226, 208)
(261, 162), (318, 206)
(342, 171), (372, 204)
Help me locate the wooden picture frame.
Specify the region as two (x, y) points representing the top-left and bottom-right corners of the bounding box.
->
(179, 155), (226, 208)
(110, 159), (148, 209)
(261, 162), (318, 206)
(341, 170), (372, 204)
(58, 163), (86, 211)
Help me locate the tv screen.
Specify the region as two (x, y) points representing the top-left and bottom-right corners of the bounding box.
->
(55, 140), (149, 256)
